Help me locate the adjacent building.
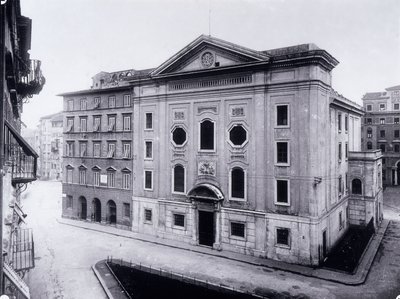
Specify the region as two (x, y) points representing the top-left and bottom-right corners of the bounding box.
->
(362, 85), (400, 186)
(37, 112), (63, 180)
(61, 35), (382, 266)
(1, 0), (45, 297)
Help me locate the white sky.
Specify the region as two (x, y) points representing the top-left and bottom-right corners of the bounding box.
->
(21, 0), (400, 128)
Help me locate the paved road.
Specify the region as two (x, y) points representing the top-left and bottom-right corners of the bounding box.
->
(22, 181), (400, 298)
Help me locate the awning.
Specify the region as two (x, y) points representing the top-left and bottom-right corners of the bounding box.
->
(5, 120), (38, 158)
(3, 262), (30, 299)
(187, 183), (224, 201)
(13, 202), (27, 224)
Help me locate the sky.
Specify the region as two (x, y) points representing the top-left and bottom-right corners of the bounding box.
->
(21, 0), (400, 128)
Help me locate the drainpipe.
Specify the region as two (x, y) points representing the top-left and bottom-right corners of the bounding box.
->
(0, 1), (6, 293)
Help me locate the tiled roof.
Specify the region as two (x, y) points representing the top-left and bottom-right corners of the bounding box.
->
(362, 92), (385, 100)
(386, 85), (400, 91)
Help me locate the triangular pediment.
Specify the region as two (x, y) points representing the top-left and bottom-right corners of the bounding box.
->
(151, 35), (270, 76)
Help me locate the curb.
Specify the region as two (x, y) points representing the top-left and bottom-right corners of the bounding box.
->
(91, 264), (113, 299)
(59, 218), (389, 286)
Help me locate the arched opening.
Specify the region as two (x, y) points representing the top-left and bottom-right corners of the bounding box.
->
(78, 196), (87, 220)
(200, 120), (214, 150)
(107, 200), (117, 224)
(352, 179), (362, 195)
(92, 198), (101, 222)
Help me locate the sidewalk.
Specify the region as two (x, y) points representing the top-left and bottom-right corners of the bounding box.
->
(59, 217), (389, 286)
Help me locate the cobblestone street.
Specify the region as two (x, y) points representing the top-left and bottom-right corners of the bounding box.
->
(23, 181), (400, 298)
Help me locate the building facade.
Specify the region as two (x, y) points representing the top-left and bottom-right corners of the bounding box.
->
(60, 74), (134, 228)
(361, 85), (400, 186)
(37, 112), (63, 180)
(61, 35), (382, 266)
(1, 0), (45, 297)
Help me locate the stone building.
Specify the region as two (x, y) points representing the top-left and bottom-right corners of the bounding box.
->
(361, 85), (400, 186)
(60, 71), (134, 228)
(61, 35), (382, 266)
(1, 0), (45, 297)
(37, 112), (63, 180)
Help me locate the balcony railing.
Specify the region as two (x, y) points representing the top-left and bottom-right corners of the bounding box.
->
(17, 59), (45, 98)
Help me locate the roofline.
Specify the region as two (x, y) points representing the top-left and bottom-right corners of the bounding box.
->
(57, 85), (132, 97)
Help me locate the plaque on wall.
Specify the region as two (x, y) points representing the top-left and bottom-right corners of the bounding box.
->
(174, 111), (185, 120)
(198, 161), (216, 176)
(231, 107), (244, 117)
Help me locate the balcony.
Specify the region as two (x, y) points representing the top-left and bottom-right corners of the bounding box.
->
(17, 59), (45, 98)
(5, 121), (39, 185)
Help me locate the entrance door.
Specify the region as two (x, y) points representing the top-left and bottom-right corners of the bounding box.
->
(93, 199), (101, 222)
(80, 199), (87, 220)
(322, 230), (327, 259)
(198, 211), (214, 246)
(107, 200), (117, 224)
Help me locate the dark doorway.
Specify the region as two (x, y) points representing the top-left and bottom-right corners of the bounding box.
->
(107, 200), (117, 224)
(79, 196), (87, 220)
(198, 211), (214, 246)
(322, 230), (327, 259)
(93, 198), (101, 222)
(397, 162), (400, 185)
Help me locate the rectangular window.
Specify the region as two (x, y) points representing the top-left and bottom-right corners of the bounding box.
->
(338, 142), (342, 161)
(123, 115), (131, 131)
(338, 113), (342, 132)
(108, 96), (116, 108)
(123, 143), (131, 159)
(66, 195), (73, 209)
(339, 211), (343, 230)
(276, 180), (289, 205)
(345, 142), (348, 159)
(80, 98), (87, 110)
(395, 118), (400, 124)
(394, 103), (400, 110)
(145, 141), (153, 159)
(80, 117), (87, 132)
(338, 176), (342, 194)
(66, 142), (74, 157)
(66, 169), (73, 184)
(107, 171), (115, 188)
(379, 103), (386, 111)
(94, 97), (101, 108)
(276, 105), (288, 127)
(67, 117), (74, 132)
(123, 94), (131, 107)
(380, 130), (386, 138)
(107, 143), (116, 158)
(122, 173), (131, 189)
(345, 172), (348, 190)
(145, 113), (153, 129)
(93, 142), (101, 157)
(230, 222), (245, 238)
(366, 104), (372, 111)
(93, 116), (101, 132)
(93, 171), (100, 186)
(144, 209), (152, 222)
(367, 118), (372, 124)
(380, 144), (386, 152)
(144, 170), (152, 190)
(173, 214), (185, 227)
(68, 100), (74, 111)
(345, 115), (348, 131)
(79, 169), (86, 185)
(108, 115), (116, 131)
(395, 130), (400, 138)
(79, 142), (87, 157)
(276, 142), (288, 164)
(380, 118), (385, 124)
(123, 203), (130, 218)
(276, 228), (290, 246)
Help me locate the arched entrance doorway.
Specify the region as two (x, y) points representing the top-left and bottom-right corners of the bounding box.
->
(107, 200), (117, 224)
(188, 183), (224, 248)
(393, 161), (400, 186)
(92, 198), (101, 222)
(78, 196), (87, 220)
